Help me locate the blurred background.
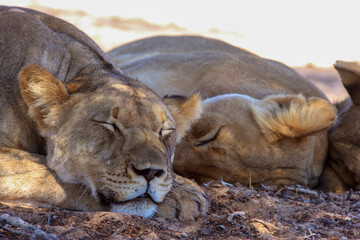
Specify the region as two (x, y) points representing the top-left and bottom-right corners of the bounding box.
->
(3, 0), (359, 100)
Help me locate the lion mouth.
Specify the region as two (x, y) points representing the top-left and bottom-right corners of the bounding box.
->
(98, 190), (161, 218)
(137, 193), (150, 198)
(97, 192), (156, 206)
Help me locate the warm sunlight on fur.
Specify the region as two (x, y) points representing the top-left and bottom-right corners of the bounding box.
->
(109, 35), (337, 188)
(252, 94), (336, 142)
(163, 92), (203, 142)
(0, 7), (208, 221)
(19, 65), (71, 129)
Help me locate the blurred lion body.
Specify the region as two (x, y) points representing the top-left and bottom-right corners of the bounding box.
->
(318, 61), (360, 192)
(109, 36), (337, 188)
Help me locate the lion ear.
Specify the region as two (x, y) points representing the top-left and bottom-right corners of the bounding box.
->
(252, 94), (337, 142)
(19, 65), (70, 130)
(334, 60), (360, 105)
(163, 92), (202, 142)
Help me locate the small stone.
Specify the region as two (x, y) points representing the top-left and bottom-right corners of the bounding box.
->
(181, 232), (188, 238)
(299, 224), (307, 231)
(217, 225), (226, 230)
(325, 202), (338, 210)
(227, 211), (246, 222)
(339, 237), (348, 240)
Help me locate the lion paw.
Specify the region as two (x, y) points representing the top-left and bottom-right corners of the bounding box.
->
(156, 175), (209, 221)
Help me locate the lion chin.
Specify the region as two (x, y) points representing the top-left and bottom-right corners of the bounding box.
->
(110, 198), (158, 218)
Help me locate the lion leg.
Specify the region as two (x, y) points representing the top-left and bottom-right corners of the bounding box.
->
(0, 147), (106, 211)
(156, 174), (209, 221)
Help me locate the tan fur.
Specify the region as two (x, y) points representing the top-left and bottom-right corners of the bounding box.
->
(109, 35), (337, 188)
(163, 92), (203, 142)
(19, 65), (70, 129)
(0, 7), (208, 220)
(253, 95), (336, 142)
(318, 61), (360, 192)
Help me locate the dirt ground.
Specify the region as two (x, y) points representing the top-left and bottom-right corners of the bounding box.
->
(0, 181), (359, 239)
(0, 67), (358, 240)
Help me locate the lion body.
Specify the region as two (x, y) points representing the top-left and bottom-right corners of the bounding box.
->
(318, 61), (360, 192)
(0, 7), (207, 220)
(109, 36), (337, 188)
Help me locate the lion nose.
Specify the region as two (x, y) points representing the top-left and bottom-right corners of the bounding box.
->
(132, 164), (164, 182)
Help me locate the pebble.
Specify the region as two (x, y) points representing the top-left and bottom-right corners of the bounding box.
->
(181, 232), (187, 238)
(217, 225), (226, 230)
(325, 201), (338, 210)
(298, 225), (307, 231)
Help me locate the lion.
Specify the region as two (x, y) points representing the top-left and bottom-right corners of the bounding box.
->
(108, 35), (337, 188)
(0, 7), (208, 221)
(317, 60), (360, 192)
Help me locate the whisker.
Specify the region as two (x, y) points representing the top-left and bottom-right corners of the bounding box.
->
(92, 179), (106, 183)
(96, 186), (108, 194)
(169, 189), (181, 199)
(76, 185), (89, 203)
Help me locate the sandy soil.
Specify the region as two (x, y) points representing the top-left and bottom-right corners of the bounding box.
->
(1, 181), (359, 239)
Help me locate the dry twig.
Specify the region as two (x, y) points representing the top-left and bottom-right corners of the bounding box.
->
(287, 187), (319, 197)
(248, 174), (252, 189)
(0, 214), (57, 240)
(349, 214), (360, 220)
(204, 180), (214, 187)
(227, 211), (246, 222)
(259, 181), (271, 191)
(0, 225), (31, 237)
(275, 211), (297, 227)
(275, 187), (284, 196)
(219, 177), (233, 188)
(252, 218), (281, 231)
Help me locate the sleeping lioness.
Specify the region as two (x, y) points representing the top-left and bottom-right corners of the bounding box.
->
(108, 36), (337, 188)
(0, 7), (208, 220)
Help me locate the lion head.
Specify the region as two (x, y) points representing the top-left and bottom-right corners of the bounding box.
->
(18, 65), (201, 217)
(109, 35), (337, 188)
(173, 93), (336, 187)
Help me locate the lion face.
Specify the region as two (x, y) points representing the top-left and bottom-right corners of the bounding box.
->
(18, 65), (201, 217)
(173, 94), (336, 187)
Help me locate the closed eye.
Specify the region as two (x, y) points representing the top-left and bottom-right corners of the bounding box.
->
(92, 120), (121, 134)
(159, 128), (175, 138)
(195, 126), (223, 147)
